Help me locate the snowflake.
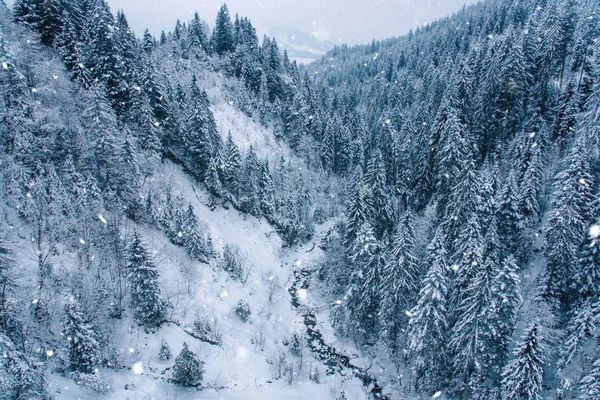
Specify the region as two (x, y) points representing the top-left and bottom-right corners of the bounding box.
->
(1, 62), (7, 69)
(589, 224), (600, 239)
(432, 391), (442, 398)
(98, 214), (107, 224)
(132, 361), (144, 375)
(46, 350), (54, 357)
(79, 238), (86, 245)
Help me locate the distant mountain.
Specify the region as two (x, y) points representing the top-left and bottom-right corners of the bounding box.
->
(267, 25), (336, 63)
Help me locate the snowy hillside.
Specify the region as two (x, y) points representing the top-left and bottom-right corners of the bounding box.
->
(2, 0), (600, 399)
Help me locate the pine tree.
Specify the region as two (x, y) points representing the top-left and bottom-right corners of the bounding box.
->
(558, 297), (600, 369)
(579, 358), (600, 400)
(212, 4), (234, 55)
(345, 222), (382, 342)
(493, 255), (522, 367)
(380, 212), (420, 348)
(172, 342), (205, 387)
(501, 322), (545, 400)
(0, 234), (14, 329)
(0, 331), (48, 399)
(127, 232), (165, 328)
(407, 227), (449, 391)
(542, 136), (595, 310)
(518, 145), (543, 226)
(497, 169), (522, 256)
(159, 339), (172, 360)
(63, 296), (100, 374)
(345, 168), (372, 246)
(365, 151), (395, 239)
(220, 133), (242, 197)
(449, 224), (502, 395)
(205, 156), (224, 197)
(183, 204), (210, 263)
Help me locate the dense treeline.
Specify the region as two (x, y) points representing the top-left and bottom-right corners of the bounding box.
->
(284, 0), (600, 398)
(2, 0), (600, 398)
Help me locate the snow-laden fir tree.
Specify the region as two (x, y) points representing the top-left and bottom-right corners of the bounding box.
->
(159, 339), (172, 360)
(0, 234), (14, 329)
(380, 211), (420, 349)
(365, 150), (395, 239)
(344, 168), (372, 246)
(183, 204), (210, 263)
(211, 4), (234, 55)
(492, 254), (522, 366)
(172, 342), (205, 387)
(127, 232), (165, 328)
(542, 135), (595, 311)
(579, 358), (600, 400)
(344, 222), (384, 343)
(63, 296), (100, 374)
(0, 330), (48, 399)
(406, 226), (449, 391)
(501, 321), (545, 400)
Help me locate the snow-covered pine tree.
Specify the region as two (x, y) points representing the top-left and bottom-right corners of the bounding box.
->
(63, 296), (100, 374)
(501, 321), (545, 400)
(159, 339), (172, 360)
(172, 342), (205, 387)
(183, 204), (210, 263)
(407, 226), (449, 391)
(497, 169), (522, 257)
(211, 4), (234, 55)
(492, 254), (522, 366)
(542, 135), (595, 311)
(0, 234), (14, 329)
(345, 168), (372, 246)
(380, 211), (420, 349)
(345, 222), (383, 343)
(579, 358), (600, 400)
(365, 150), (395, 239)
(0, 330), (48, 399)
(127, 232), (165, 328)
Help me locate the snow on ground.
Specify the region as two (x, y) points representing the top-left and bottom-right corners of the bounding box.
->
(38, 159), (368, 399)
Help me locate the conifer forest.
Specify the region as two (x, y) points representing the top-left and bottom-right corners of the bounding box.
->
(0, 0), (600, 398)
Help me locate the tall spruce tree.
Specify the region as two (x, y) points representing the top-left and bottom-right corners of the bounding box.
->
(501, 322), (545, 400)
(63, 296), (100, 374)
(127, 232), (165, 328)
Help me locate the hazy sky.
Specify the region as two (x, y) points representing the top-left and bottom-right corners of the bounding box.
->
(100, 0), (480, 45)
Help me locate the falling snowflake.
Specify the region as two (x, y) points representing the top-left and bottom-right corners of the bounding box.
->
(452, 264), (459, 272)
(405, 310), (412, 317)
(128, 348), (135, 353)
(432, 391), (442, 398)
(98, 214), (107, 224)
(296, 289), (308, 301)
(335, 299), (342, 305)
(79, 238), (86, 245)
(295, 260), (302, 267)
(590, 224), (600, 239)
(46, 350), (54, 357)
(132, 361), (144, 375)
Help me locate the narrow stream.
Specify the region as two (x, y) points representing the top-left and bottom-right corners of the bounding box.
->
(288, 268), (389, 399)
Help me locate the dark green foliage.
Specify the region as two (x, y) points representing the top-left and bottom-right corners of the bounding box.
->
(212, 4), (234, 55)
(172, 342), (205, 387)
(63, 296), (100, 374)
(127, 232), (165, 328)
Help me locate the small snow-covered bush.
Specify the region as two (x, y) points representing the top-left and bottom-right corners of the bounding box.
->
(158, 339), (172, 360)
(172, 342), (204, 387)
(233, 299), (251, 322)
(70, 371), (110, 394)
